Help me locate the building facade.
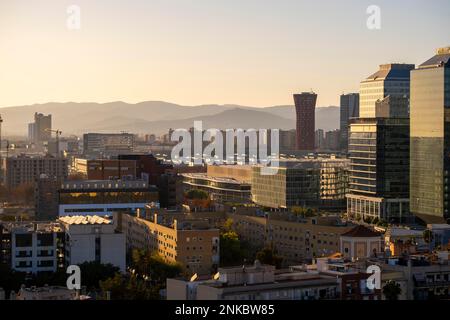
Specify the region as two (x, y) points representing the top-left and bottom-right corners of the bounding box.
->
(346, 117), (410, 222)
(359, 64), (414, 118)
(58, 179), (158, 216)
(28, 112), (52, 144)
(251, 158), (349, 210)
(5, 155), (68, 190)
(83, 133), (135, 157)
(116, 212), (220, 275)
(294, 92), (317, 151)
(340, 93), (360, 151)
(59, 215), (126, 272)
(410, 47), (450, 223)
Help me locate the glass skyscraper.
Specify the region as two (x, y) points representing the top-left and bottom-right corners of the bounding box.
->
(339, 93), (359, 151)
(410, 47), (450, 223)
(359, 64), (414, 118)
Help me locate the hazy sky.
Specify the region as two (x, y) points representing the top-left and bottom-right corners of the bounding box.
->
(0, 0), (449, 108)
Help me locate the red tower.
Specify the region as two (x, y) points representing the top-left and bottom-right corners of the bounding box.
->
(293, 92), (317, 151)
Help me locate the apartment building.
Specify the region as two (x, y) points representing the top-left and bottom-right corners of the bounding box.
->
(5, 155), (68, 190)
(227, 212), (354, 265)
(116, 211), (220, 275)
(167, 260), (339, 300)
(59, 215), (126, 272)
(367, 252), (450, 300)
(0, 221), (65, 274)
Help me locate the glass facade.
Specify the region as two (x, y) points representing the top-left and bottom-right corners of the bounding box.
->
(59, 190), (158, 205)
(410, 62), (450, 222)
(347, 118), (410, 221)
(251, 160), (349, 209)
(359, 64), (414, 118)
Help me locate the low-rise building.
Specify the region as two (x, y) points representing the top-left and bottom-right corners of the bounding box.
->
(340, 225), (383, 260)
(227, 211), (355, 264)
(167, 260), (339, 300)
(0, 221), (64, 274)
(59, 215), (126, 272)
(367, 253), (450, 300)
(58, 179), (158, 216)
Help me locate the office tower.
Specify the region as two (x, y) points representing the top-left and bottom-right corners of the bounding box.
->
(359, 64), (414, 118)
(293, 92), (317, 151)
(5, 155), (68, 190)
(346, 117), (410, 222)
(339, 93), (359, 151)
(28, 112), (52, 144)
(410, 47), (450, 223)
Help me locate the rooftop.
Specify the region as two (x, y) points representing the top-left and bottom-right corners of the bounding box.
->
(341, 225), (382, 238)
(418, 46), (450, 69)
(58, 215), (112, 225)
(363, 63), (415, 82)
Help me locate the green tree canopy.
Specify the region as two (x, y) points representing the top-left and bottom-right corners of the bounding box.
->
(383, 280), (402, 300)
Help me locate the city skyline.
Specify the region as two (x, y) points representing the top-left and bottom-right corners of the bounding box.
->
(1, 0), (449, 108)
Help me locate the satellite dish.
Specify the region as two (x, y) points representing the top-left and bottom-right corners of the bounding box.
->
(190, 273), (198, 282)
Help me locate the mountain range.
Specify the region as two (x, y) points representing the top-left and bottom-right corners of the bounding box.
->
(0, 101), (340, 136)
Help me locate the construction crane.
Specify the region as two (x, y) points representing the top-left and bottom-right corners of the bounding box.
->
(46, 128), (62, 157)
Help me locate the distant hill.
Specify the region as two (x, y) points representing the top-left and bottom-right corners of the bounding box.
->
(0, 101), (339, 136)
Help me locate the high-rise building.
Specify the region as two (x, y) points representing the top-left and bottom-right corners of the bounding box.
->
(28, 113), (52, 144)
(359, 64), (414, 118)
(339, 93), (359, 151)
(293, 92), (317, 151)
(410, 47), (450, 224)
(346, 117), (410, 222)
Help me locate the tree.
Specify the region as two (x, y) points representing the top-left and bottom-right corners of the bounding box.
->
(222, 218), (234, 233)
(0, 263), (26, 297)
(129, 249), (182, 284)
(220, 231), (246, 267)
(77, 261), (120, 290)
(255, 246), (283, 269)
(383, 280), (402, 300)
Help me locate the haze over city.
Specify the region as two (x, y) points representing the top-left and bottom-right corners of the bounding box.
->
(1, 0), (449, 108)
(1, 0), (450, 308)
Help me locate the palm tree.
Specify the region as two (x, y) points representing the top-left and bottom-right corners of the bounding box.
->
(383, 280), (402, 300)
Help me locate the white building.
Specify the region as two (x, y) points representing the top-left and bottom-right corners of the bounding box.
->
(59, 215), (126, 272)
(7, 222), (64, 274)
